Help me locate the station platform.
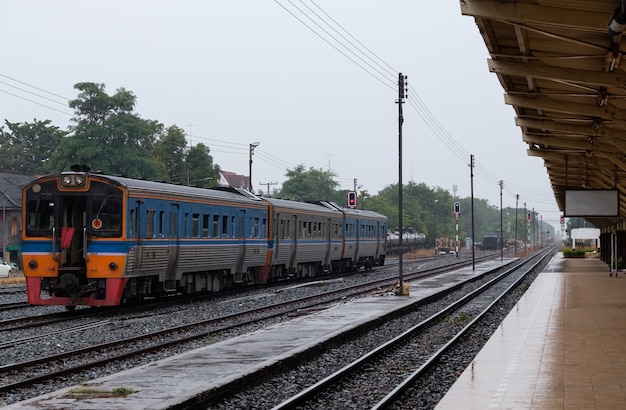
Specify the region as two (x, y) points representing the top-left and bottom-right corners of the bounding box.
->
(436, 254), (626, 409)
(4, 259), (510, 409)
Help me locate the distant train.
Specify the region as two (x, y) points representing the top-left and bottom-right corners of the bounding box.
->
(386, 227), (426, 254)
(482, 232), (508, 250)
(21, 168), (388, 308)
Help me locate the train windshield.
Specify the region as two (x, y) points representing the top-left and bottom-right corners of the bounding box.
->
(25, 179), (123, 238)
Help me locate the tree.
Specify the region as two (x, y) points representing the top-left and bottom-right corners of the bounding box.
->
(49, 82), (160, 177)
(152, 125), (188, 183)
(184, 143), (221, 187)
(0, 119), (66, 174)
(277, 165), (339, 201)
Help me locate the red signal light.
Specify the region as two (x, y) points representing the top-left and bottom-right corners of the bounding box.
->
(347, 191), (357, 208)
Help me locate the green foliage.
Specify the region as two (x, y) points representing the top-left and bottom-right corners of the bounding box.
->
(49, 82), (160, 177)
(0, 81), (557, 246)
(0, 120), (67, 174)
(276, 164), (339, 201)
(184, 143), (221, 187)
(562, 248), (586, 258)
(151, 125), (188, 182)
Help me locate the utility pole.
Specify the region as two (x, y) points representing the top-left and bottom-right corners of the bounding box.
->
(499, 180), (503, 261)
(259, 181), (277, 196)
(515, 194), (519, 256)
(470, 154), (475, 270)
(249, 142), (260, 191)
(396, 72), (408, 296)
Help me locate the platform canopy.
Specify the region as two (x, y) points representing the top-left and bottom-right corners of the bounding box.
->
(460, 0), (626, 229)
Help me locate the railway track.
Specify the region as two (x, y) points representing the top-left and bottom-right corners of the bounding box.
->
(205, 247), (555, 409)
(0, 253), (505, 403)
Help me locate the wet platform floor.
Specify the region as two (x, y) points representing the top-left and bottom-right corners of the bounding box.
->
(436, 254), (626, 409)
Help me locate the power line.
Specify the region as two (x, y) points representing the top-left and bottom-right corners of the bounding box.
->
(0, 88), (73, 116)
(0, 73), (71, 101)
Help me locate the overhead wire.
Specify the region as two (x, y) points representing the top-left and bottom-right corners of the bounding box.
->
(0, 88), (73, 117)
(1, 3), (557, 209)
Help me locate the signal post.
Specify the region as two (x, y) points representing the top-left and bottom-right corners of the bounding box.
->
(454, 201), (461, 257)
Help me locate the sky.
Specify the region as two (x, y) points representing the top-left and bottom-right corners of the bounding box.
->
(0, 1), (562, 226)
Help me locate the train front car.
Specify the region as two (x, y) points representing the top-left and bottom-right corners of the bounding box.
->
(22, 171), (272, 308)
(22, 171), (127, 308)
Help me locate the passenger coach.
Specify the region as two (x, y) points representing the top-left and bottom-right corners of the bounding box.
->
(21, 167), (388, 308)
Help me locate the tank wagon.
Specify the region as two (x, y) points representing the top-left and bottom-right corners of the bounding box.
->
(21, 168), (387, 308)
(386, 227), (426, 254)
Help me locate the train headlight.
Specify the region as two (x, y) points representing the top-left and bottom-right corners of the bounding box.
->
(60, 173), (88, 187)
(109, 262), (118, 271)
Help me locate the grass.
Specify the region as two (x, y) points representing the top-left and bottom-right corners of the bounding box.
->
(66, 386), (138, 399)
(0, 276), (25, 285)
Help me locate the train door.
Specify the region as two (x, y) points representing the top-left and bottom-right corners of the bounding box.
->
(353, 219), (361, 260)
(324, 218), (331, 267)
(289, 215), (298, 271)
(165, 203), (179, 282)
(235, 209), (246, 276)
(273, 213), (280, 259)
(132, 200), (143, 271)
(57, 195), (87, 272)
(374, 221), (382, 257)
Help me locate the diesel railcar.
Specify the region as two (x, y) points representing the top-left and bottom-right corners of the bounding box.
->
(21, 169), (387, 308)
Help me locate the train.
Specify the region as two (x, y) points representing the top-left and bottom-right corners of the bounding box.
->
(21, 167), (388, 308)
(386, 227), (426, 254)
(482, 232), (508, 250)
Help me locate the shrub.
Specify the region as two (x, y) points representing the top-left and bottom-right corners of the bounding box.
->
(562, 248), (586, 258)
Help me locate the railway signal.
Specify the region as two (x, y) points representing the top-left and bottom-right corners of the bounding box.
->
(453, 201), (461, 217)
(347, 191), (357, 208)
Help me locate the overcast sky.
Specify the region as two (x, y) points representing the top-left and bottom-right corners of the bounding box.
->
(1, 1), (561, 225)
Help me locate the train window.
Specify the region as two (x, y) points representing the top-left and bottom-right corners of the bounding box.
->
(253, 217), (259, 238)
(26, 197), (55, 236)
(88, 197), (122, 237)
(213, 215), (219, 238)
(222, 215), (229, 238)
(203, 215), (209, 238)
(262, 218), (267, 237)
(159, 211), (164, 238)
(192, 213), (199, 238)
(146, 209), (155, 238)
